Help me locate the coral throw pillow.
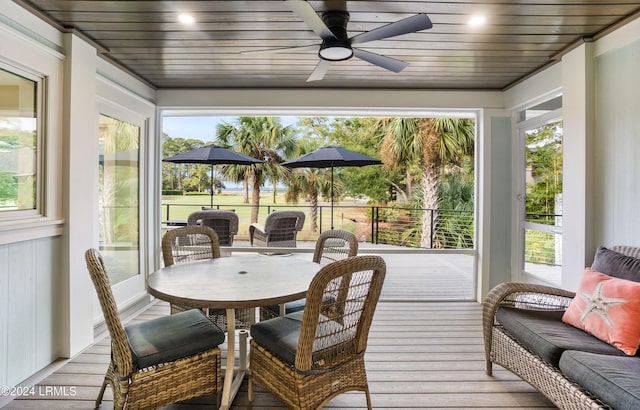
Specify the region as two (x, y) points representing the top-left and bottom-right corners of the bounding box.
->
(562, 268), (640, 355)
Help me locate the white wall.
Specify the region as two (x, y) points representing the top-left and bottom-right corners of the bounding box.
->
(593, 34), (640, 247)
(0, 2), (65, 389)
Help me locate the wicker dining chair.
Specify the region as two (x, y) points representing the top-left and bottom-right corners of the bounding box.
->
(260, 229), (358, 321)
(161, 225), (251, 330)
(85, 248), (225, 410)
(162, 225), (221, 315)
(249, 255), (386, 410)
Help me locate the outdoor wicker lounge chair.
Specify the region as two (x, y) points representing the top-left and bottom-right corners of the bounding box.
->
(85, 248), (225, 410)
(187, 209), (239, 247)
(249, 255), (386, 410)
(260, 229), (358, 320)
(249, 210), (305, 248)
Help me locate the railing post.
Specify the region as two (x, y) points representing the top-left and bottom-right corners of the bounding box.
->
(319, 206), (323, 233)
(374, 206), (378, 244)
(166, 204), (170, 221)
(430, 209), (435, 249)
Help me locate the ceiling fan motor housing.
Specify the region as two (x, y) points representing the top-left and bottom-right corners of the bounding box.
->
(319, 11), (353, 61)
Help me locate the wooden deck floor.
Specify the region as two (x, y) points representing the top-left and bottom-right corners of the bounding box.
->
(5, 300), (555, 409)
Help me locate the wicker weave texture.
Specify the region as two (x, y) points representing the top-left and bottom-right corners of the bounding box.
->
(85, 248), (222, 409)
(161, 225), (221, 266)
(250, 255), (386, 410)
(250, 341), (369, 410)
(260, 229), (358, 321)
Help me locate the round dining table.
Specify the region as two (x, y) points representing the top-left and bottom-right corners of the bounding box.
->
(147, 254), (322, 410)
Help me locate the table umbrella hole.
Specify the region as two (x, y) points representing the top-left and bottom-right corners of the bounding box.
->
(238, 270), (247, 274)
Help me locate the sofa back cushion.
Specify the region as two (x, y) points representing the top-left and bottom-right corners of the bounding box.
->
(592, 246), (640, 282)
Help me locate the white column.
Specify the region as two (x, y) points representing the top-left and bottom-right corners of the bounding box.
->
(62, 32), (98, 356)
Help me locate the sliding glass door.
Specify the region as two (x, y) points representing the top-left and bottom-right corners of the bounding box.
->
(99, 113), (140, 284)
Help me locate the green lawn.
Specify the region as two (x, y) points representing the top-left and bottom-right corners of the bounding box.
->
(161, 191), (369, 241)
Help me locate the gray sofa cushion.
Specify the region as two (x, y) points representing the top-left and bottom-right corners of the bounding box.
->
(125, 309), (225, 369)
(560, 350), (640, 410)
(496, 307), (624, 366)
(592, 246), (640, 282)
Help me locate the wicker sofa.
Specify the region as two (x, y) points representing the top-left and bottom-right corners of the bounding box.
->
(483, 246), (640, 410)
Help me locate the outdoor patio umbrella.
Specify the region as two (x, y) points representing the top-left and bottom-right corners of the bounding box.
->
(163, 144), (263, 207)
(281, 145), (382, 229)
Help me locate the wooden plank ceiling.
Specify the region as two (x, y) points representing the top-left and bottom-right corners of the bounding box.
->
(15, 0), (640, 90)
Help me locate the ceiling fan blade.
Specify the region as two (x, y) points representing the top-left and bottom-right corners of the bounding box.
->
(353, 49), (409, 73)
(306, 59), (331, 82)
(351, 14), (432, 45)
(241, 44), (319, 55)
(285, 0), (337, 41)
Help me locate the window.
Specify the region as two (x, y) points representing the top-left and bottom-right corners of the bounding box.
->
(515, 96), (563, 285)
(0, 66), (40, 215)
(98, 114), (140, 284)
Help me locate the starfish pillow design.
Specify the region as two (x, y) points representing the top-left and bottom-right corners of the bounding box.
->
(579, 282), (627, 327)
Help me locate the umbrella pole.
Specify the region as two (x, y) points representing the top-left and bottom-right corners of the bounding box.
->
(331, 166), (334, 229)
(210, 165), (214, 207)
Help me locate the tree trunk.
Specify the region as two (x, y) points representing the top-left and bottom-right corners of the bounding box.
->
(420, 122), (441, 248)
(272, 180), (277, 203)
(309, 193), (318, 232)
(419, 164), (439, 248)
(243, 176), (249, 204)
(251, 178), (261, 223)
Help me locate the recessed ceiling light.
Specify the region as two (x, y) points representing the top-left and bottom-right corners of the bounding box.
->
(178, 14), (195, 24)
(469, 15), (486, 26)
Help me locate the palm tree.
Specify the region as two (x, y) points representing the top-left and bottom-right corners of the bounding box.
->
(217, 117), (297, 223)
(284, 140), (333, 232)
(377, 118), (474, 248)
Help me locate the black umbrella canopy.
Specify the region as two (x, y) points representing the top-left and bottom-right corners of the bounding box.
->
(282, 146), (382, 229)
(162, 144), (263, 165)
(163, 144), (263, 207)
(281, 145), (382, 168)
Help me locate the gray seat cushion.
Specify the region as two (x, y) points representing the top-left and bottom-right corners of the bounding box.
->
(125, 309), (225, 369)
(560, 350), (640, 410)
(251, 311), (305, 365)
(496, 307), (624, 366)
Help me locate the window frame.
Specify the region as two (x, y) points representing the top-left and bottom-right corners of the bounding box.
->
(0, 60), (45, 222)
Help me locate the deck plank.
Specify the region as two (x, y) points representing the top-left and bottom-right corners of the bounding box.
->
(5, 299), (555, 409)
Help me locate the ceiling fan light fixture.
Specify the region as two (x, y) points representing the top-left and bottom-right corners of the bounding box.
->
(319, 40), (353, 61)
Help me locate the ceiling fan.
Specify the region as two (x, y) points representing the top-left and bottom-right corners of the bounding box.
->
(244, 0), (433, 82)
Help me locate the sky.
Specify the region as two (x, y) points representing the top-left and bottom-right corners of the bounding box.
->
(161, 115), (303, 190)
(162, 115), (300, 143)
